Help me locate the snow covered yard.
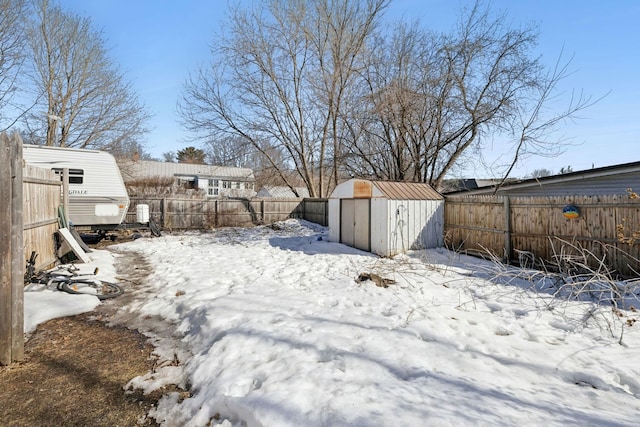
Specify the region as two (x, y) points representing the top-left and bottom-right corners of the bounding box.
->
(25, 220), (640, 426)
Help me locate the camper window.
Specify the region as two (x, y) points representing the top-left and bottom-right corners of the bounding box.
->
(53, 168), (84, 184)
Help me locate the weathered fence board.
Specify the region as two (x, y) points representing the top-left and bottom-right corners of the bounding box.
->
(445, 194), (640, 277)
(301, 198), (328, 226)
(1, 133), (22, 364)
(23, 164), (61, 270)
(126, 197), (325, 230)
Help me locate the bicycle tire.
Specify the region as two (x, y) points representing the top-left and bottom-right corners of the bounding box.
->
(60, 279), (124, 300)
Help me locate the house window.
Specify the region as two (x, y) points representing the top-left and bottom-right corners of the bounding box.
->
(53, 168), (84, 184)
(208, 179), (220, 189)
(223, 181), (231, 189)
(234, 182), (241, 189)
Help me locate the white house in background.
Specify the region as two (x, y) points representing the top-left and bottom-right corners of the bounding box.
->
(256, 185), (310, 198)
(118, 159), (256, 198)
(328, 179), (444, 257)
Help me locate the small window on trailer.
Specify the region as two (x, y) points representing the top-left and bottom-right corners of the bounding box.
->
(52, 168), (84, 184)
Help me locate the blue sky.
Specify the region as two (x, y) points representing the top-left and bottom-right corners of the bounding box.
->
(59, 0), (639, 178)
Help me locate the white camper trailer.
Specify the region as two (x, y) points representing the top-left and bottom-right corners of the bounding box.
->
(22, 145), (130, 228)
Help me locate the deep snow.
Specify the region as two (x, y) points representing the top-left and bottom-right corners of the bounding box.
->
(24, 220), (640, 426)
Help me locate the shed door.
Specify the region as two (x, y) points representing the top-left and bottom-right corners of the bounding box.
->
(340, 199), (370, 251)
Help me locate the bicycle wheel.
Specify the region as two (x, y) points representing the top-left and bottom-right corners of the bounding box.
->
(60, 279), (124, 300)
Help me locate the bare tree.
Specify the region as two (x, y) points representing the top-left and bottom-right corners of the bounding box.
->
(345, 2), (594, 189)
(24, 0), (150, 151)
(203, 135), (254, 167)
(179, 0), (389, 197)
(305, 0), (389, 194)
(342, 20), (438, 181)
(496, 51), (597, 189)
(0, 0), (27, 130)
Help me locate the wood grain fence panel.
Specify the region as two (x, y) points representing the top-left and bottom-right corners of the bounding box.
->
(23, 164), (60, 270)
(126, 197), (327, 230)
(445, 194), (640, 277)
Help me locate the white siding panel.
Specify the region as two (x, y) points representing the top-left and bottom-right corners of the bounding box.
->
(370, 198), (388, 256)
(341, 199), (355, 247)
(328, 199), (341, 242)
(414, 200), (444, 249)
(387, 199), (408, 256)
(385, 199), (445, 256)
(353, 199), (370, 251)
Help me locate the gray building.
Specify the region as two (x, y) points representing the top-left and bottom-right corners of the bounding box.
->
(444, 161), (640, 197)
(119, 159), (256, 198)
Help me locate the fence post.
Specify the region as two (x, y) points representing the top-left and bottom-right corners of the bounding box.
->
(10, 138), (23, 361)
(160, 198), (166, 228)
(215, 199), (219, 227)
(0, 134), (12, 365)
(0, 133), (24, 365)
(504, 196), (512, 262)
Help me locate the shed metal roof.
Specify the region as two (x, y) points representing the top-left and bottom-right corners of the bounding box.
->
(329, 179), (443, 200)
(373, 180), (443, 200)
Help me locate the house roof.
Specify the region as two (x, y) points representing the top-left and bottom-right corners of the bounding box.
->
(444, 161), (640, 196)
(257, 186), (310, 198)
(330, 178), (443, 200)
(451, 161), (640, 196)
(119, 160), (254, 182)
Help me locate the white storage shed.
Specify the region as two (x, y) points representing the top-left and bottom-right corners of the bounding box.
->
(328, 179), (444, 256)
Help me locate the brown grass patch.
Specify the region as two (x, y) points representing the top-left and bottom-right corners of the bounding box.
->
(0, 312), (165, 426)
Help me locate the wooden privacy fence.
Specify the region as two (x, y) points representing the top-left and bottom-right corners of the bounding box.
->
(125, 197), (328, 230)
(445, 194), (640, 277)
